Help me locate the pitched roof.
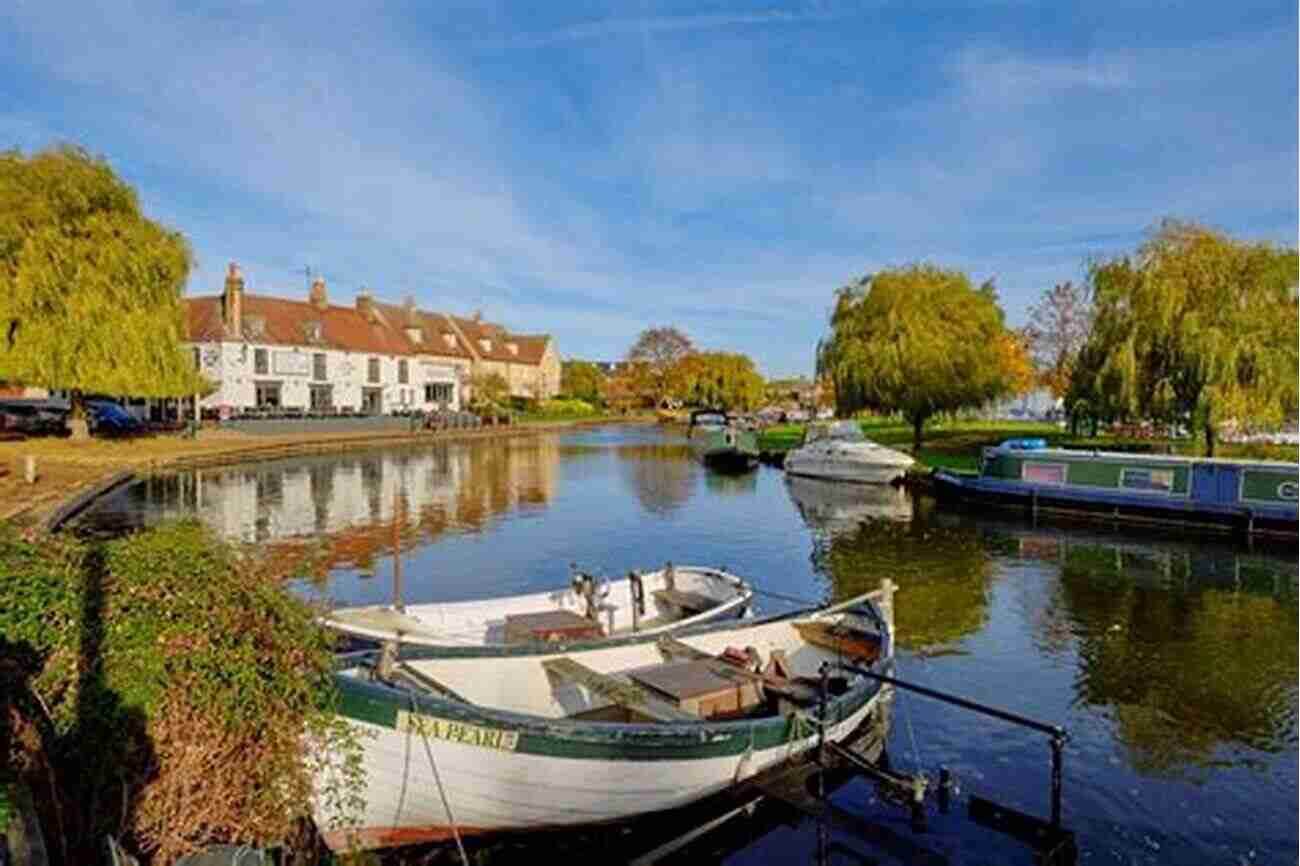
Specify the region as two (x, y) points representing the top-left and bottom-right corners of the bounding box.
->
(184, 292), (549, 365)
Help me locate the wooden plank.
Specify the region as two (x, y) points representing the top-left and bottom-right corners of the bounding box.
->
(656, 635), (711, 660)
(652, 589), (716, 614)
(793, 621), (881, 661)
(541, 657), (698, 722)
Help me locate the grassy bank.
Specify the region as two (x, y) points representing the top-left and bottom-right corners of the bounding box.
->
(757, 419), (1296, 472)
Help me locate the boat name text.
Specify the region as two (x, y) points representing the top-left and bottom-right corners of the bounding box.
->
(396, 710), (520, 751)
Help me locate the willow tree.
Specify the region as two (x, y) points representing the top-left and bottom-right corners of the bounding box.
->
(670, 351), (766, 410)
(0, 146), (207, 437)
(1081, 220), (1299, 456)
(817, 265), (1016, 452)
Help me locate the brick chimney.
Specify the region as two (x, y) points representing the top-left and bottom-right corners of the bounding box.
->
(309, 276), (328, 310)
(403, 294), (417, 324)
(222, 262), (244, 337)
(357, 290), (378, 323)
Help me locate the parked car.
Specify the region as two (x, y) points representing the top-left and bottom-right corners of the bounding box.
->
(0, 400), (69, 437)
(86, 399), (144, 437)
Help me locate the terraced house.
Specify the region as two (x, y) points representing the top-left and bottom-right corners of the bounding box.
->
(185, 263), (559, 415)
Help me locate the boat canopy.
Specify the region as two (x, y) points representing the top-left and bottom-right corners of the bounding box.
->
(806, 420), (865, 443)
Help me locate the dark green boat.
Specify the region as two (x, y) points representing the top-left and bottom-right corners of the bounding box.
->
(688, 409), (759, 472)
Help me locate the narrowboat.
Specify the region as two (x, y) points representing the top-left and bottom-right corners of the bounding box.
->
(320, 565), (753, 650)
(932, 439), (1298, 536)
(315, 582), (896, 851)
(688, 409), (760, 472)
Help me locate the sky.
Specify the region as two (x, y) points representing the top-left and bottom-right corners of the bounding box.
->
(1, 1), (1296, 377)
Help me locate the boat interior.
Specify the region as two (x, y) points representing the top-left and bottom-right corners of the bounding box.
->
(325, 565), (749, 646)
(346, 609), (886, 725)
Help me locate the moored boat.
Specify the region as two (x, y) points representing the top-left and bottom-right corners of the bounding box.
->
(315, 581), (896, 850)
(933, 439), (1298, 536)
(783, 421), (914, 484)
(688, 409), (759, 472)
(321, 565), (753, 649)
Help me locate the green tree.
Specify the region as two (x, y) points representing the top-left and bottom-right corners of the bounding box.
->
(468, 371), (509, 409)
(1080, 220), (1298, 455)
(817, 265), (1018, 452)
(0, 146), (208, 437)
(670, 351), (766, 410)
(560, 360), (605, 405)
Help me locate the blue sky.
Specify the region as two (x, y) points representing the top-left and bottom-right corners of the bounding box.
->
(2, 1), (1295, 376)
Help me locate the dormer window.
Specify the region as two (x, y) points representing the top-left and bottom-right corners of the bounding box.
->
(244, 316), (266, 339)
(405, 327), (423, 344)
(442, 332), (457, 348)
(506, 342), (518, 356)
(304, 321), (323, 342)
(479, 338), (492, 353)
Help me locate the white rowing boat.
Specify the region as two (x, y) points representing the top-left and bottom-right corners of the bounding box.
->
(321, 565), (753, 649)
(315, 580), (896, 851)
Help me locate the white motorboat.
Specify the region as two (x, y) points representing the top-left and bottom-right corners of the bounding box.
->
(315, 581), (896, 850)
(783, 421), (914, 484)
(321, 565), (753, 649)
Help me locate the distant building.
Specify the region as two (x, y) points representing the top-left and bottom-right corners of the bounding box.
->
(184, 263), (560, 414)
(592, 360), (628, 377)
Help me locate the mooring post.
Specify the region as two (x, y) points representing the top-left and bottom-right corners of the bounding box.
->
(910, 774), (927, 832)
(938, 766), (952, 814)
(1050, 733), (1064, 827)
(23, 455), (37, 485)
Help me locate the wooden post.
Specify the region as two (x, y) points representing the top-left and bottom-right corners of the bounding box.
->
(392, 493), (405, 613)
(23, 455), (36, 484)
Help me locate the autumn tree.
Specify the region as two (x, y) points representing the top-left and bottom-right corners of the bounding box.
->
(817, 266), (1019, 452)
(995, 329), (1037, 397)
(468, 371), (509, 408)
(1024, 281), (1093, 398)
(0, 145), (209, 437)
(1077, 220), (1298, 456)
(560, 360), (605, 405)
(625, 326), (694, 403)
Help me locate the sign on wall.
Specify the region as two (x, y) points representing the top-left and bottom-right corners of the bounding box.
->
(273, 351), (310, 376)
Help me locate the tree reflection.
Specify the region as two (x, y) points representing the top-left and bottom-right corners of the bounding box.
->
(615, 443), (697, 516)
(807, 502), (994, 651)
(1055, 539), (1298, 776)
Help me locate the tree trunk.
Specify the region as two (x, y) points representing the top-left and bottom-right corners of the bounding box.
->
(911, 414), (925, 454)
(68, 389), (90, 441)
(1204, 423), (1215, 458)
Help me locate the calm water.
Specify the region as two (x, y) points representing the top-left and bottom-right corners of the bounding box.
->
(75, 424), (1300, 864)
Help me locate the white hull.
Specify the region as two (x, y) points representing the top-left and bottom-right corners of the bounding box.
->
(324, 685), (880, 848)
(784, 432), (914, 485)
(784, 458), (910, 484)
(322, 566), (752, 648)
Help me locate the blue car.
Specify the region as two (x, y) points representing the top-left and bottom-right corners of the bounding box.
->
(86, 400), (144, 436)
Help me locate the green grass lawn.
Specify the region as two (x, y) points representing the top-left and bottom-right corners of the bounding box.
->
(757, 418), (1296, 472)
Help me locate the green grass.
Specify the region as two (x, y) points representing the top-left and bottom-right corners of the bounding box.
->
(755, 418), (1296, 471)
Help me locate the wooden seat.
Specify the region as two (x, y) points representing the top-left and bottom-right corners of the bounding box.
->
(542, 657), (697, 722)
(652, 589), (716, 615)
(792, 621), (881, 662)
(504, 610), (604, 645)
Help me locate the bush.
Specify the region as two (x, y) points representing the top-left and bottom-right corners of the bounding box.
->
(0, 521), (362, 865)
(530, 398), (597, 418)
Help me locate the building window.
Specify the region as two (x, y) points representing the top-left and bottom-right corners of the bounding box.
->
(309, 385), (333, 411)
(254, 348), (268, 375)
(254, 381), (282, 408)
(425, 382), (455, 405)
(368, 357), (380, 383)
(313, 353), (327, 381)
(398, 359), (409, 384)
(361, 387), (383, 414)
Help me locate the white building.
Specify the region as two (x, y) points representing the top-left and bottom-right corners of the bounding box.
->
(185, 263), (560, 415)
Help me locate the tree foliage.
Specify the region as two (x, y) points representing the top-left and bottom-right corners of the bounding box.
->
(560, 360), (605, 405)
(468, 371), (509, 409)
(1073, 220), (1299, 455)
(1024, 281), (1093, 398)
(669, 351), (765, 411)
(816, 265), (1020, 451)
(625, 326), (694, 402)
(0, 146), (208, 408)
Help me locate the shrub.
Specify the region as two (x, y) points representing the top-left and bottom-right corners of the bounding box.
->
(531, 398), (596, 418)
(0, 521), (362, 865)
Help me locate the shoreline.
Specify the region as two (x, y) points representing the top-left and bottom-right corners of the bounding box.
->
(0, 414), (653, 527)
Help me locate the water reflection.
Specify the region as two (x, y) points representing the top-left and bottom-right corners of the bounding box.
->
(614, 442), (696, 515)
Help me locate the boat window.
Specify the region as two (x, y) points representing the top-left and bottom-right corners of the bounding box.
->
(829, 422), (865, 442)
(1120, 467), (1176, 493)
(1022, 462), (1067, 485)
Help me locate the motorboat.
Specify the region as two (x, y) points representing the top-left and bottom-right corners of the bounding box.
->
(783, 421), (914, 484)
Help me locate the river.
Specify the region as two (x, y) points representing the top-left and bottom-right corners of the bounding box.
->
(73, 424), (1299, 864)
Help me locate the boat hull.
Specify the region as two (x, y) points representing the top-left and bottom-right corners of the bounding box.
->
(933, 469), (1298, 536)
(691, 428), (759, 472)
(784, 458), (909, 484)
(319, 669), (886, 849)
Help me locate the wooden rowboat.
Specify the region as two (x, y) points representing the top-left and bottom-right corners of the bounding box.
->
(320, 565), (753, 650)
(315, 580), (896, 851)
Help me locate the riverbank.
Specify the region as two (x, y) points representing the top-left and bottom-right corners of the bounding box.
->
(0, 413), (647, 526)
(757, 419), (1296, 472)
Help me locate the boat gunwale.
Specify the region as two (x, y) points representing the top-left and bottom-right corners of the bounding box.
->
(984, 445), (1299, 470)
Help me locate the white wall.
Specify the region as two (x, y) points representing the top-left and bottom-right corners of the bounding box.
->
(191, 341), (467, 412)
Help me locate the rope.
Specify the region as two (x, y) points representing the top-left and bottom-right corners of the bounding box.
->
(408, 693), (470, 866)
(896, 662), (924, 774)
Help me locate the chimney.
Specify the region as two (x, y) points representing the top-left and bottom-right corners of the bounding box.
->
(357, 290), (377, 323)
(471, 309), (482, 322)
(403, 294), (417, 324)
(222, 262), (244, 337)
(309, 276), (328, 310)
